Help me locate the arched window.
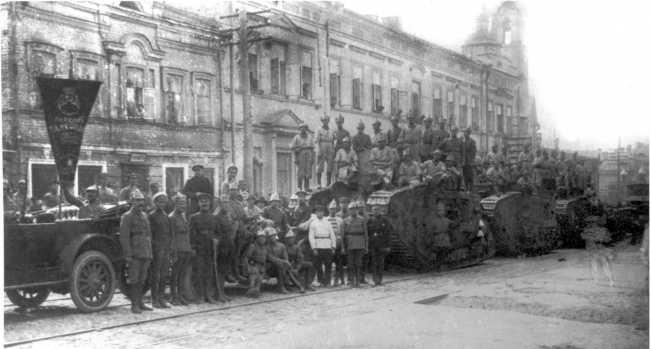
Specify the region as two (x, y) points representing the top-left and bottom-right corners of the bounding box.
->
(503, 22), (512, 45)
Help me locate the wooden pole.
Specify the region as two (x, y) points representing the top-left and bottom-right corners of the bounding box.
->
(239, 11), (253, 189)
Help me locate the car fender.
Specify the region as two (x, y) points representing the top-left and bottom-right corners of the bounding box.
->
(59, 234), (122, 276)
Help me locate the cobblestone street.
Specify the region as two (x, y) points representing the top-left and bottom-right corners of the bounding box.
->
(5, 244), (648, 349)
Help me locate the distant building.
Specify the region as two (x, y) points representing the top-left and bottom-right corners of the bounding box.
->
(2, 1), (536, 198)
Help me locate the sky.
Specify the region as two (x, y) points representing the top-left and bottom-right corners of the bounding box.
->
(345, 0), (651, 150)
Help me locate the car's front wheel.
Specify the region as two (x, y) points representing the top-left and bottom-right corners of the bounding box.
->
(6, 287), (50, 308)
(70, 250), (116, 313)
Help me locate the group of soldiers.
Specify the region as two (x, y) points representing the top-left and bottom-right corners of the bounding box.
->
(290, 112), (479, 193)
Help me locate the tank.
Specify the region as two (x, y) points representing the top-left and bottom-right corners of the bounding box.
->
(555, 196), (590, 248)
(480, 191), (559, 256)
(310, 182), (494, 271)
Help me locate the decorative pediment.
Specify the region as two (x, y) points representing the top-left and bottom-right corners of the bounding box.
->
(256, 109), (304, 130)
(103, 33), (164, 61)
(266, 13), (317, 38)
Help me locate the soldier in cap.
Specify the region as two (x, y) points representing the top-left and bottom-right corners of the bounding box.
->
(120, 189), (154, 313)
(371, 119), (385, 148)
(184, 164), (213, 215)
(343, 201), (368, 288)
(290, 123), (315, 192)
(213, 195), (235, 302)
(290, 190), (312, 227)
(326, 200), (346, 286)
(96, 172), (118, 204)
(188, 192), (218, 303)
(284, 228), (310, 292)
(263, 192), (290, 238)
(336, 196), (351, 219)
(432, 119), (450, 151)
(265, 226), (293, 294)
(148, 192), (172, 308)
(119, 173), (141, 202)
(461, 127), (477, 192)
(370, 133), (399, 188)
(220, 183), (247, 284)
(441, 127), (462, 167)
(308, 204), (337, 287)
(352, 120), (373, 154)
(169, 193), (193, 305)
(62, 183), (103, 219)
(367, 205), (391, 286)
(332, 114), (350, 153)
(421, 117), (436, 161)
(386, 114), (404, 152)
(397, 149), (422, 187)
(244, 229), (269, 298)
(221, 164), (239, 196)
(399, 113), (423, 162)
(334, 137), (358, 183)
(316, 114), (335, 188)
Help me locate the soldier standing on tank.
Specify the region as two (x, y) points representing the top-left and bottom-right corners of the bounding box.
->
(291, 123), (315, 192)
(169, 194), (193, 306)
(421, 117), (436, 161)
(119, 190), (154, 313)
(334, 137), (359, 183)
(316, 115), (335, 188)
(184, 165), (213, 214)
(368, 206), (391, 286)
(343, 201), (368, 288)
(371, 119), (385, 147)
(352, 121), (373, 155)
(148, 192), (172, 308)
(386, 114), (404, 154)
(399, 113), (423, 162)
(461, 127), (477, 192)
(189, 192), (218, 304)
(332, 114), (351, 153)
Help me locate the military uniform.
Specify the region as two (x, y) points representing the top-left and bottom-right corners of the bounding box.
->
(287, 240), (314, 290)
(169, 209), (193, 305)
(244, 239), (270, 297)
(461, 135), (477, 191)
(368, 214), (391, 286)
(327, 213), (346, 285)
(334, 148), (358, 182)
(316, 126), (335, 187)
(386, 126), (404, 153)
(332, 127), (351, 153)
(120, 203), (153, 312)
(343, 214), (368, 287)
(183, 175), (212, 214)
(263, 205), (290, 238)
(189, 211), (217, 302)
(149, 207), (172, 307)
(397, 160), (422, 186)
(290, 131), (315, 191)
(399, 125), (423, 162)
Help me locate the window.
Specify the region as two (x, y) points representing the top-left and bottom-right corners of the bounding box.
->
(329, 59), (341, 108)
(126, 67), (145, 119)
(496, 103), (504, 133)
(471, 96), (479, 130)
(270, 57), (287, 96)
(76, 59), (98, 80)
(163, 164), (188, 197)
(487, 100), (494, 132)
(503, 23), (512, 45)
(300, 50), (313, 99)
(371, 70), (382, 112)
(27, 44), (59, 109)
(195, 78), (211, 125)
(248, 53), (258, 91)
(411, 81), (421, 117)
(352, 65), (363, 110)
(505, 105), (513, 135)
(432, 86), (442, 121)
(390, 75), (400, 116)
(164, 74), (184, 124)
(28, 160), (107, 200)
(149, 69), (156, 88)
(459, 94), (468, 128)
(447, 89), (455, 120)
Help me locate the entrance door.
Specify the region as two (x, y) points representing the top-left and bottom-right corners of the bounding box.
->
(277, 152), (292, 198)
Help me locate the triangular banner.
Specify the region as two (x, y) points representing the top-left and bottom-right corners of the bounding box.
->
(37, 77), (102, 182)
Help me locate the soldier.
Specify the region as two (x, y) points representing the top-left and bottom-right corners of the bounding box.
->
(213, 198), (234, 302)
(292, 191), (313, 227)
(371, 119), (385, 147)
(184, 164), (213, 215)
(334, 137), (358, 183)
(326, 200), (346, 286)
(244, 229), (269, 298)
(221, 183), (247, 283)
(244, 194), (263, 220)
(421, 117), (436, 161)
(169, 194), (193, 306)
(370, 133), (399, 188)
(62, 184), (103, 219)
(441, 127), (462, 167)
(367, 205), (391, 286)
(265, 227), (293, 294)
(386, 115), (404, 153)
(119, 173), (141, 201)
(148, 192), (172, 308)
(336, 196), (351, 219)
(221, 164), (238, 196)
(432, 119), (450, 152)
(460, 127), (477, 192)
(189, 192), (217, 304)
(41, 181), (60, 209)
(308, 204), (337, 287)
(96, 172), (118, 204)
(263, 192), (290, 238)
(399, 113), (423, 162)
(316, 115), (335, 188)
(284, 229), (310, 292)
(343, 201), (368, 288)
(397, 149), (422, 187)
(486, 144), (499, 166)
(290, 123), (315, 192)
(119, 190), (153, 313)
(352, 121), (373, 155)
(332, 114), (350, 153)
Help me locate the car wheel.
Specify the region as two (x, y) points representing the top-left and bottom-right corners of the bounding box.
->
(6, 287), (50, 308)
(70, 250), (116, 313)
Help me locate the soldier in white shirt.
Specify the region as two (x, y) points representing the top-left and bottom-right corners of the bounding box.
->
(308, 205), (337, 287)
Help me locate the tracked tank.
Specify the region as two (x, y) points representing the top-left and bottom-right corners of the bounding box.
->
(480, 190), (559, 256)
(555, 196), (590, 248)
(310, 182), (494, 271)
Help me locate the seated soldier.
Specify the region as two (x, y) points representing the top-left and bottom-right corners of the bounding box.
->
(334, 137), (358, 183)
(369, 134), (398, 188)
(422, 150), (448, 183)
(397, 149), (422, 187)
(62, 184), (103, 219)
(444, 154), (462, 191)
(265, 226), (292, 294)
(284, 228), (308, 292)
(244, 230), (268, 298)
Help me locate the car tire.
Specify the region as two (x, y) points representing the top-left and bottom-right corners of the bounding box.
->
(6, 287), (50, 308)
(70, 250), (116, 313)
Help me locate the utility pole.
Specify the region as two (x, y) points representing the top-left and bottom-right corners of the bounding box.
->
(616, 136), (621, 204)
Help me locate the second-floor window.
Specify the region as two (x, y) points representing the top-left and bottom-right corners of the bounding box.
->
(270, 58), (286, 95)
(371, 70), (382, 112)
(496, 103), (504, 133)
(300, 50), (312, 99)
(447, 89), (455, 120)
(459, 94), (468, 128)
(165, 74), (184, 124)
(432, 86), (442, 121)
(126, 67), (145, 119)
(195, 78), (211, 125)
(487, 100), (494, 132)
(471, 96), (479, 130)
(411, 81), (421, 116)
(352, 65), (363, 110)
(249, 53), (258, 91)
(390, 75), (399, 116)
(329, 59), (341, 108)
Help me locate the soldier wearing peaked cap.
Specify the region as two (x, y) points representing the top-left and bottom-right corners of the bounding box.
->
(371, 119), (385, 148)
(332, 114), (351, 153)
(62, 182), (103, 219)
(263, 192), (289, 238)
(184, 164), (213, 214)
(399, 111), (423, 162)
(352, 120), (372, 154)
(316, 114), (335, 188)
(327, 199), (346, 286)
(188, 191), (218, 304)
(291, 123), (315, 192)
(168, 193), (193, 306)
(343, 200), (368, 288)
(120, 189), (154, 313)
(334, 136), (358, 183)
(148, 191), (172, 308)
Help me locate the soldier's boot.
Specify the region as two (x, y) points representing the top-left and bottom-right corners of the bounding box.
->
(215, 273), (231, 303)
(130, 285), (142, 314)
(138, 283), (153, 311)
(205, 281), (218, 304)
(157, 286), (171, 308)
